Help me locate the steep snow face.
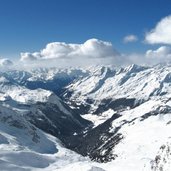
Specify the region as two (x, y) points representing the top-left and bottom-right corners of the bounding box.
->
(0, 101), (93, 171)
(65, 64), (171, 113)
(106, 98), (171, 171)
(0, 98), (105, 171)
(0, 83), (89, 138)
(0, 103), (57, 154)
(65, 66), (115, 99)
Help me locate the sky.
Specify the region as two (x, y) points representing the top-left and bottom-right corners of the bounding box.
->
(0, 0), (171, 66)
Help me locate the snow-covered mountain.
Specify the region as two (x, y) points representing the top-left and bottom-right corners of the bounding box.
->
(0, 64), (171, 171)
(0, 94), (95, 171)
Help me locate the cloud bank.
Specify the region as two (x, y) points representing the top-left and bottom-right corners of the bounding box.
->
(123, 35), (138, 43)
(18, 38), (171, 68)
(144, 15), (171, 64)
(20, 39), (122, 67)
(145, 46), (171, 64)
(145, 15), (171, 45)
(0, 58), (13, 67)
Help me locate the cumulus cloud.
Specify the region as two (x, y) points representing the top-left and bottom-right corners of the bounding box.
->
(20, 39), (121, 67)
(19, 38), (171, 68)
(145, 15), (171, 45)
(123, 35), (138, 43)
(0, 58), (13, 67)
(20, 52), (40, 62)
(121, 46), (171, 66)
(146, 46), (171, 62)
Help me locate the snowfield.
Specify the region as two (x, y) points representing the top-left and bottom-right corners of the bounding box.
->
(0, 64), (171, 170)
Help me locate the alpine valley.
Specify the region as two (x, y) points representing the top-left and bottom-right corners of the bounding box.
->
(0, 64), (171, 171)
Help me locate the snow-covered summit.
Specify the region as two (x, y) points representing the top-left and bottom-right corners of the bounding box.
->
(0, 64), (171, 171)
(64, 64), (171, 113)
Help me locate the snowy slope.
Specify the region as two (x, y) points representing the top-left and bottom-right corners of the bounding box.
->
(65, 64), (171, 113)
(0, 64), (171, 171)
(0, 100), (57, 170)
(0, 94), (106, 171)
(2, 67), (89, 95)
(63, 64), (171, 170)
(104, 98), (171, 171)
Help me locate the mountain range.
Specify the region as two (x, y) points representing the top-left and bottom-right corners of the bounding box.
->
(0, 64), (171, 171)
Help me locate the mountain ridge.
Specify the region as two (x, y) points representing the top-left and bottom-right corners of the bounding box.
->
(0, 64), (171, 170)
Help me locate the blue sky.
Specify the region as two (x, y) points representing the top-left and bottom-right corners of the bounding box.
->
(0, 0), (171, 59)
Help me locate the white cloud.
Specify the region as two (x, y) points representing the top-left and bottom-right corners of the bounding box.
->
(20, 52), (39, 62)
(121, 46), (171, 66)
(145, 15), (171, 45)
(0, 58), (13, 67)
(79, 39), (116, 58)
(40, 42), (77, 59)
(20, 39), (121, 67)
(123, 35), (138, 43)
(146, 46), (171, 61)
(19, 38), (171, 68)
